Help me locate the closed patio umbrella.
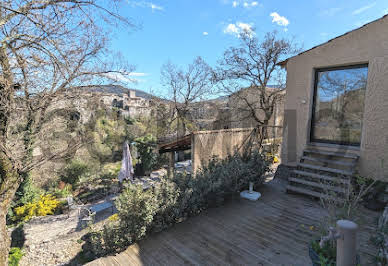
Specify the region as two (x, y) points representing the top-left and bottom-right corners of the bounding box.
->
(118, 140), (134, 182)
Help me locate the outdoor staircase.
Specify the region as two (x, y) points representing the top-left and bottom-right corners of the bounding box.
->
(286, 144), (359, 200)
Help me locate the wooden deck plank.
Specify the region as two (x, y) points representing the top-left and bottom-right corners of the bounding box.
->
(87, 182), (380, 266)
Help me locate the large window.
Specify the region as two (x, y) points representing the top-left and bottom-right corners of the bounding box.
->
(310, 64), (368, 146)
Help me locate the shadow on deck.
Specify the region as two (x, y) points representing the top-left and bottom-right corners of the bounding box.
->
(87, 180), (380, 266)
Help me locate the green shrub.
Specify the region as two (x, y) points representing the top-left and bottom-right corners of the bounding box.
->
(7, 176), (42, 224)
(134, 134), (157, 173)
(150, 178), (181, 232)
(8, 247), (24, 266)
(86, 150), (271, 258)
(310, 240), (336, 265)
(16, 176), (42, 206)
(60, 160), (90, 186)
(52, 184), (73, 199)
(115, 185), (157, 243)
(178, 150), (271, 215)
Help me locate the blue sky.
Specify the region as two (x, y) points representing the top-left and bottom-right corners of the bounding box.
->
(108, 0), (388, 96)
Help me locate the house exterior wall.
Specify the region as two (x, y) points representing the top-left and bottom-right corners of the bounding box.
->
(281, 16), (388, 180)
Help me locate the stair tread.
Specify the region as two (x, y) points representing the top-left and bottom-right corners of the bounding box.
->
(286, 185), (342, 201)
(298, 163), (353, 175)
(304, 149), (359, 159)
(293, 170), (350, 184)
(301, 156), (355, 167)
(289, 177), (345, 193)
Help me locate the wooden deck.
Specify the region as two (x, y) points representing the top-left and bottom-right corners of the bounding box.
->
(88, 181), (380, 266)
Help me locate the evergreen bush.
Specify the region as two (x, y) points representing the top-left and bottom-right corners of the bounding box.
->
(85, 150), (271, 258)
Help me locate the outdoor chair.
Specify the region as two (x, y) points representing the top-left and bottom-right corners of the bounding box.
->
(79, 207), (96, 228)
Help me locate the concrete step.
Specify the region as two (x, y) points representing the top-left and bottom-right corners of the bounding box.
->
(298, 163), (353, 176)
(288, 177), (345, 193)
(286, 185), (342, 201)
(293, 170), (350, 184)
(300, 156), (356, 167)
(304, 149), (359, 160)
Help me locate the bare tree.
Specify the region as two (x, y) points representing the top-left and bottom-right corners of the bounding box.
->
(214, 31), (298, 139)
(160, 57), (213, 159)
(0, 1), (134, 264)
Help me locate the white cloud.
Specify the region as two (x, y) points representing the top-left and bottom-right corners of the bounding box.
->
(104, 72), (148, 83)
(232, 1), (259, 8)
(127, 1), (164, 12)
(224, 22), (254, 38)
(224, 23), (239, 35)
(150, 3), (163, 11)
(384, 8), (388, 15)
(203, 31), (209, 36)
(320, 7), (342, 17)
(270, 12), (289, 27)
(352, 2), (376, 15)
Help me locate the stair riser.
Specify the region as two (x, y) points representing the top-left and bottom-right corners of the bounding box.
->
(298, 163), (353, 176)
(306, 143), (360, 153)
(289, 178), (346, 193)
(300, 160), (354, 171)
(302, 152), (357, 162)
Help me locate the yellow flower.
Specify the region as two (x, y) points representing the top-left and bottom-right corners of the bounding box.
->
(14, 194), (60, 222)
(108, 213), (119, 221)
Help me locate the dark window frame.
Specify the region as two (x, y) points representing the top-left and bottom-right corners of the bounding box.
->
(310, 63), (368, 146)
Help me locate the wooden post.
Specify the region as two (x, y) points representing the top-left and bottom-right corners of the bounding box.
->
(337, 220), (358, 266)
(167, 151), (175, 177)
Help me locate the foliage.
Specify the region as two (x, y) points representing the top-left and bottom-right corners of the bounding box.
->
(8, 247), (24, 266)
(85, 150), (270, 258)
(153, 153), (169, 170)
(315, 175), (377, 263)
(14, 194), (60, 222)
(150, 178), (181, 232)
(60, 160), (90, 187)
(52, 184), (73, 199)
(7, 176), (42, 224)
(85, 185), (158, 256)
(15, 176), (42, 206)
(311, 240), (336, 266)
(370, 220), (388, 265)
(134, 134), (158, 173)
(319, 174), (377, 234)
(115, 185), (157, 243)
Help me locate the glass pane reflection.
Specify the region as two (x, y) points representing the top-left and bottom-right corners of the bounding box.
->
(311, 65), (368, 145)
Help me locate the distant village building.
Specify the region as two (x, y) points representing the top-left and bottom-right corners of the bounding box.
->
(83, 85), (153, 118)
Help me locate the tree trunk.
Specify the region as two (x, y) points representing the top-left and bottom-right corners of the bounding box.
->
(0, 152), (21, 266)
(0, 204), (9, 266)
(177, 117), (186, 162)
